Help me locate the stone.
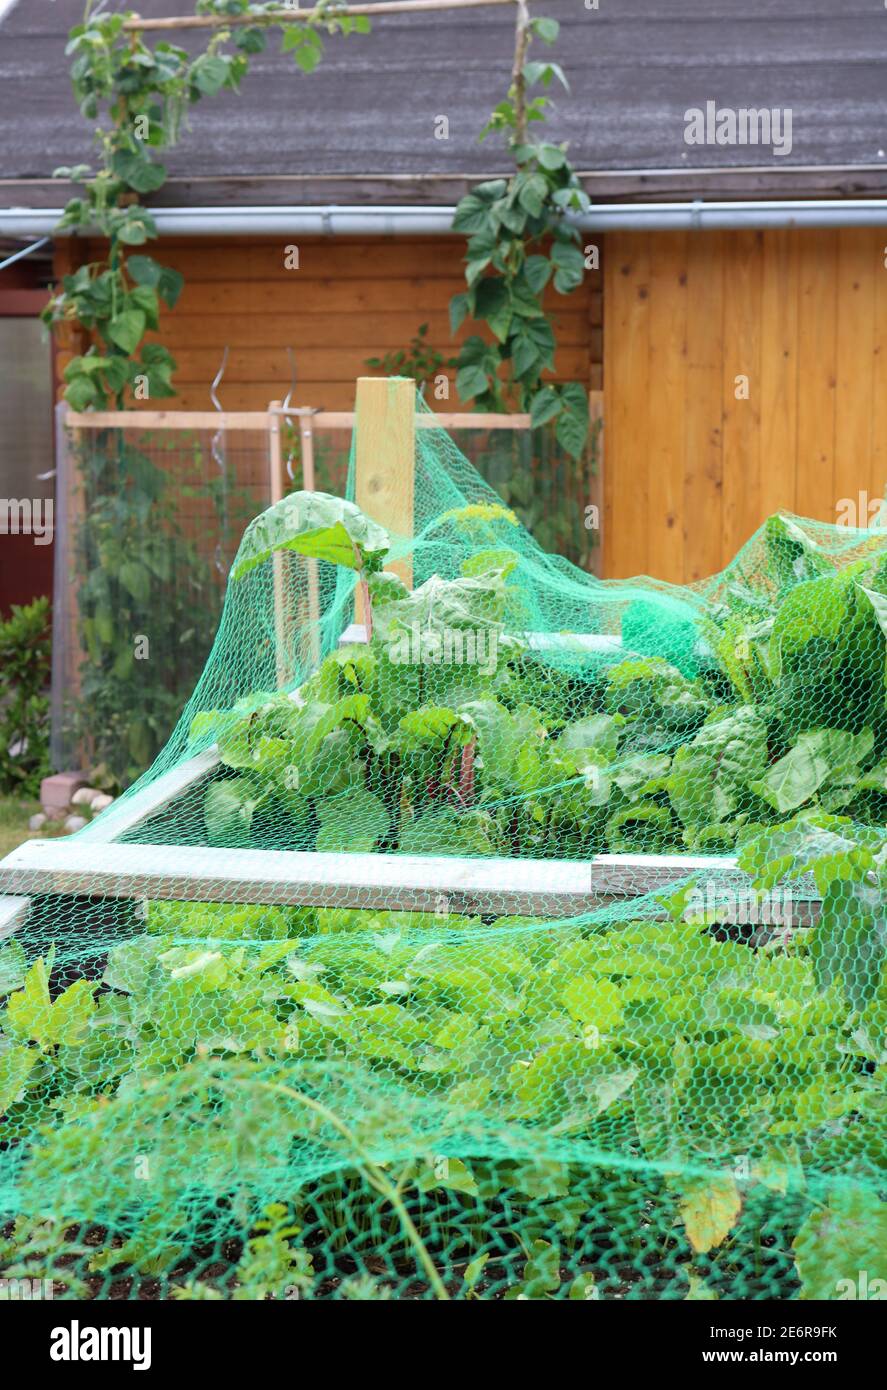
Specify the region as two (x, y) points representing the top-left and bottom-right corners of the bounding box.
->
(71, 786), (100, 807)
(28, 812), (47, 832)
(63, 815), (88, 833)
(40, 771), (88, 811)
(89, 793), (114, 812)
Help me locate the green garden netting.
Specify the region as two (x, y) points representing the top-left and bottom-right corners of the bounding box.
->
(0, 384), (885, 1301)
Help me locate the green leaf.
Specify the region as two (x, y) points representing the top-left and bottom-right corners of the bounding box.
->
(518, 174), (548, 219)
(102, 356), (130, 393)
(5, 958), (52, 1047)
(463, 1253), (489, 1290)
(315, 788), (389, 852)
(191, 55), (230, 96)
(858, 584), (887, 688)
(115, 214), (153, 246)
(530, 386), (560, 429)
(555, 393), (589, 459)
(0, 940), (26, 997)
(366, 570), (409, 606)
(452, 183), (507, 235)
(558, 714), (619, 758)
(793, 1186), (887, 1300)
(738, 813), (874, 896)
(128, 284), (160, 330)
(0, 1044), (37, 1116)
(751, 729), (874, 814)
(560, 976), (623, 1029)
(667, 707), (768, 831)
(464, 257), (491, 288)
(235, 26), (267, 54)
(126, 255), (162, 287)
(399, 706), (469, 744)
(530, 16), (560, 44)
(685, 1274), (719, 1301)
(536, 143), (567, 171)
(50, 979), (97, 1046)
(204, 777), (263, 846)
(456, 364), (490, 401)
(449, 291), (471, 335)
(111, 150), (167, 194)
(523, 254), (552, 294)
(418, 1156), (478, 1196)
(809, 877), (886, 1012)
(292, 42), (321, 74)
(520, 1239), (561, 1297)
(64, 373), (98, 412)
(129, 257), (183, 309)
(373, 570), (508, 651)
(511, 333), (540, 380)
(107, 308), (146, 354)
(474, 277), (511, 343)
(551, 242), (585, 294)
(157, 266), (184, 309)
(232, 491), (389, 581)
(118, 560), (151, 603)
(399, 807), (500, 856)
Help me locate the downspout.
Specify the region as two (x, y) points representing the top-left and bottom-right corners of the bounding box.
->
(4, 200), (887, 239)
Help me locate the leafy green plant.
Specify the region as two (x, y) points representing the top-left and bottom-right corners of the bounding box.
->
(0, 598), (51, 797)
(739, 811), (887, 1015)
(65, 431), (244, 785)
(45, 1), (370, 409)
(365, 324), (456, 395)
(469, 420), (601, 568)
(180, 492), (887, 861)
(449, 10), (591, 458)
(1, 890), (882, 1299)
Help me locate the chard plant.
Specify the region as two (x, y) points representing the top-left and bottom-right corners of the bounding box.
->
(183, 493), (887, 875)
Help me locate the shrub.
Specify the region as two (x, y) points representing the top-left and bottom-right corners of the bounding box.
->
(0, 597), (51, 797)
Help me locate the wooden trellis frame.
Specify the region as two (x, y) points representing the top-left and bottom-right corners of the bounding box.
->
(0, 377), (818, 925)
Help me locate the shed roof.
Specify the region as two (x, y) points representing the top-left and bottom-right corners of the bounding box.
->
(2, 0), (886, 209)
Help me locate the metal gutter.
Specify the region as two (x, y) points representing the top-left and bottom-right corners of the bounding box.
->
(3, 200), (887, 240)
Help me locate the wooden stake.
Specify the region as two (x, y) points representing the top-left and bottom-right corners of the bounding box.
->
(123, 0), (516, 31)
(354, 376), (415, 623)
(299, 413), (322, 668)
(268, 401), (289, 686)
(588, 388), (604, 577)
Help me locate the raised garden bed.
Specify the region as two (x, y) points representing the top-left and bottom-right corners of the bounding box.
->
(0, 377), (883, 1303)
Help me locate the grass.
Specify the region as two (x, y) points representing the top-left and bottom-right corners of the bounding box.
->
(0, 793), (65, 859)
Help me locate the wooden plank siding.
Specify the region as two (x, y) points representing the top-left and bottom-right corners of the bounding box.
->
(55, 236), (602, 414)
(604, 227), (887, 583)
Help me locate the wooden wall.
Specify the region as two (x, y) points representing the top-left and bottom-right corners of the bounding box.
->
(603, 227), (887, 583)
(60, 235), (602, 413)
(56, 226), (887, 586)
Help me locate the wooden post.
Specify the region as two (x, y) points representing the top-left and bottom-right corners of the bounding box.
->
(354, 376), (415, 624)
(267, 401), (289, 686)
(298, 413), (322, 667)
(588, 389), (604, 577)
